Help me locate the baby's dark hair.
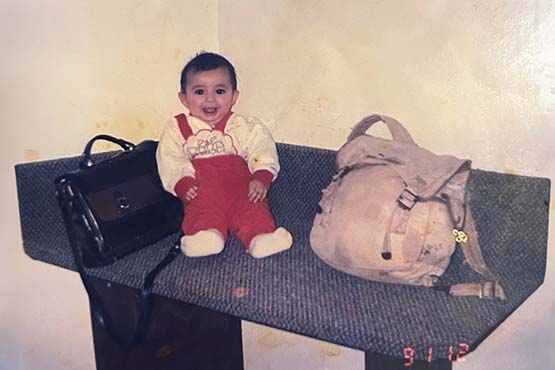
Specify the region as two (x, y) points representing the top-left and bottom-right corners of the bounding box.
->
(180, 52), (237, 93)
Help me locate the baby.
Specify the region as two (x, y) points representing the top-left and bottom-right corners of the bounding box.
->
(156, 52), (293, 258)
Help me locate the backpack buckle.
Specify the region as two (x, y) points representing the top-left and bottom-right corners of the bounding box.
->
(479, 281), (498, 299)
(433, 284), (451, 294)
(397, 188), (418, 209)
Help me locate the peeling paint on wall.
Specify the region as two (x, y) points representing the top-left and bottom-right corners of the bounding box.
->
(320, 342), (342, 358)
(503, 168), (523, 176)
(23, 149), (40, 161)
(257, 332), (295, 350)
(95, 121), (109, 130)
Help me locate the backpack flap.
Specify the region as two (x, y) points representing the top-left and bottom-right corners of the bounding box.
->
(339, 121), (472, 257)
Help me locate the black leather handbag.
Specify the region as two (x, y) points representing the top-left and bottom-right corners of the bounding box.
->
(55, 134), (183, 349)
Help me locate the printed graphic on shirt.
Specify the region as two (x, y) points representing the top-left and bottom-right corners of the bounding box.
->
(185, 129), (237, 160)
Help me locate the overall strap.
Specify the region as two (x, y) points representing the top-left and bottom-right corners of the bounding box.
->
(175, 112), (234, 139)
(214, 111), (234, 132)
(175, 113), (194, 140)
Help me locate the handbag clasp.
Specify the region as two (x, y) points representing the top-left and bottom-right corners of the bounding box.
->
(113, 191), (130, 211)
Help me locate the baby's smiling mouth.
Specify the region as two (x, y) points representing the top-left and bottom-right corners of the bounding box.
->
(203, 107), (218, 114)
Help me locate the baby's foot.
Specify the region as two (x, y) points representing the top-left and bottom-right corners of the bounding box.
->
(181, 229), (225, 257)
(248, 227), (293, 258)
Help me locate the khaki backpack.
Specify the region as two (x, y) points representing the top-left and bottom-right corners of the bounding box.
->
(310, 115), (506, 299)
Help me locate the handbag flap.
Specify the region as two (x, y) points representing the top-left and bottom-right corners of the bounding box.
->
(85, 171), (169, 222)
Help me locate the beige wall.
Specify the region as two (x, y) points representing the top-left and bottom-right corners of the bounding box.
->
(1, 1), (218, 369)
(2, 1), (554, 369)
(220, 1), (555, 369)
(221, 0), (555, 176)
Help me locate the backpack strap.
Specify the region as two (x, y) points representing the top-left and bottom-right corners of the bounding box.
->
(382, 163), (470, 260)
(439, 201), (506, 300)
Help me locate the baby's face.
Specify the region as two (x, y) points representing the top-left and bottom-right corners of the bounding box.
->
(179, 68), (239, 126)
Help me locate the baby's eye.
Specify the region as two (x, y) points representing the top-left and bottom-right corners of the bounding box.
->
(216, 89), (226, 95)
(193, 89), (204, 95)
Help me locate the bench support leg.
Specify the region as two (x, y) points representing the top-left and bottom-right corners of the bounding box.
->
(89, 277), (244, 370)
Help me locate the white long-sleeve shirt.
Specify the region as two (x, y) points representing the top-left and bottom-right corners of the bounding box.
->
(156, 113), (280, 196)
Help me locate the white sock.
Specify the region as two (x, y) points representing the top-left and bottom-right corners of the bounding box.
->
(181, 229), (225, 257)
(248, 227), (293, 258)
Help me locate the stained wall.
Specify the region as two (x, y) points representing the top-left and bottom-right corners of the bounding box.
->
(2, 1), (554, 369)
(219, 1), (555, 369)
(1, 1), (218, 369)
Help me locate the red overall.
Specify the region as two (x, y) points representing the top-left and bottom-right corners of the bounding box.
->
(175, 114), (276, 249)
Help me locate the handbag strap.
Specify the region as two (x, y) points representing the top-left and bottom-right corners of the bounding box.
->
(56, 183), (181, 349)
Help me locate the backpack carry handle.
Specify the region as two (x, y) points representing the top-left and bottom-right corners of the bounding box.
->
(347, 115), (417, 146)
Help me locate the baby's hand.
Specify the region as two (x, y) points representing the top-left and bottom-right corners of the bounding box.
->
(248, 179), (267, 203)
(184, 185), (198, 202)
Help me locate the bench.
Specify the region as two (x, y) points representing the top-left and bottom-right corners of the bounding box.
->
(15, 143), (550, 369)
